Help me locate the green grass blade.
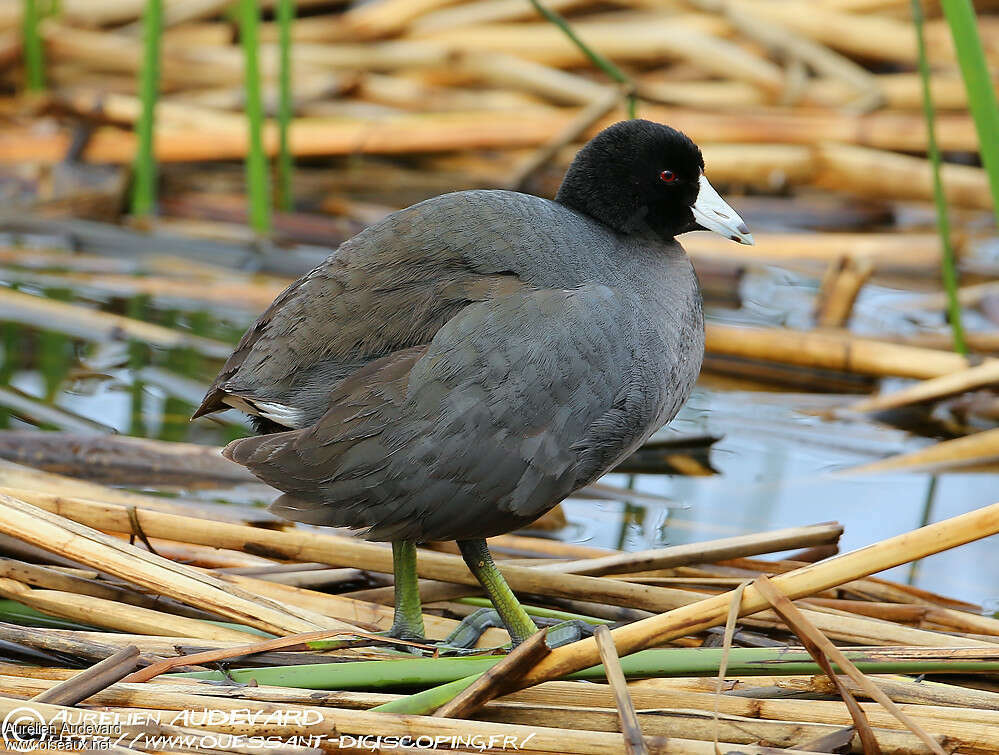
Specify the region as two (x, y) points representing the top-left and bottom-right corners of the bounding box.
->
(21, 0), (45, 91)
(131, 0), (163, 218)
(527, 0), (636, 118)
(276, 0), (295, 212)
(170, 646), (999, 693)
(911, 0), (967, 354)
(941, 0), (999, 227)
(372, 673), (484, 715)
(173, 654), (498, 688)
(239, 0), (272, 235)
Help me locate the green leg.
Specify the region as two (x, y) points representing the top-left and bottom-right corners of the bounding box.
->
(457, 539), (538, 646)
(389, 540), (425, 640)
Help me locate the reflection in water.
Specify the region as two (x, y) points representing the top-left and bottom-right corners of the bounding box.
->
(907, 475), (938, 586)
(566, 387), (999, 606)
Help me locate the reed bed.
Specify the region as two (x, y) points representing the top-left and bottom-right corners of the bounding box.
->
(0, 485), (996, 752)
(0, 0), (996, 750)
(0, 0), (991, 198)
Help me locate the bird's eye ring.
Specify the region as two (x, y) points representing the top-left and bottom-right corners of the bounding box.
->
(659, 170), (676, 184)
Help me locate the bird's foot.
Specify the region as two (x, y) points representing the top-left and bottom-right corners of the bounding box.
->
(432, 610), (598, 654)
(328, 609), (597, 657)
(433, 608), (512, 656)
(314, 619), (506, 657)
(310, 625), (430, 655)
(539, 618), (598, 648)
(367, 623), (433, 655)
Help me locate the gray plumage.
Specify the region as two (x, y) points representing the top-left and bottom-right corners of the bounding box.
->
(196, 121), (726, 544)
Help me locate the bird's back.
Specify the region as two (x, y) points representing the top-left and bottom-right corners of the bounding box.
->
(197, 191), (590, 428)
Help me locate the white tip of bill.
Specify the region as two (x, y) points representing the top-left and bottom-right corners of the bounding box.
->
(691, 175), (754, 245)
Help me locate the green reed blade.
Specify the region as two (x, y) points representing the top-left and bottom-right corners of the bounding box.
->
(941, 0), (999, 227)
(239, 0), (272, 234)
(911, 0), (967, 354)
(276, 0), (295, 212)
(527, 0), (636, 118)
(373, 673), (484, 715)
(131, 0), (163, 218)
(171, 646), (999, 697)
(21, 0), (45, 91)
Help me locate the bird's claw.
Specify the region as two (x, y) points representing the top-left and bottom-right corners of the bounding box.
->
(326, 611), (596, 656)
(538, 618), (598, 648)
(441, 610), (598, 652)
(310, 627), (429, 655)
(321, 613), (510, 657)
(443, 608), (506, 648)
(427, 608), (511, 655)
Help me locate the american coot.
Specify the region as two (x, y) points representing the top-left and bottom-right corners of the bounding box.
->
(194, 119), (752, 648)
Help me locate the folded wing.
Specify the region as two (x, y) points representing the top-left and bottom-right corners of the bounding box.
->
(223, 285), (661, 542)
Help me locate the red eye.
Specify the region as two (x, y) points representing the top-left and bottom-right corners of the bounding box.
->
(660, 170), (676, 183)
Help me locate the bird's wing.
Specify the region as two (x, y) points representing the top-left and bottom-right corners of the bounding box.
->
(222, 284), (663, 543)
(193, 192), (541, 427)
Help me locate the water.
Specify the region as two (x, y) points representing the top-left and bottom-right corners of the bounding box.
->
(568, 387), (999, 606)
(1, 267), (997, 608)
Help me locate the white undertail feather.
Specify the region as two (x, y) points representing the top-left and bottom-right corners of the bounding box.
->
(222, 394), (307, 428)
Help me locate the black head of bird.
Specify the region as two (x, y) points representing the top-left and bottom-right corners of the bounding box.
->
(557, 119), (753, 244)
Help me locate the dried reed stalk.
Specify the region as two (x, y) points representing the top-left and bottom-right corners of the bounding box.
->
(848, 427), (999, 474)
(0, 494), (356, 636)
(814, 255), (874, 328)
(754, 575), (946, 755)
(0, 462), (269, 523)
(0, 286), (232, 358)
(513, 502), (999, 689)
(685, 231), (959, 268)
(814, 141), (995, 210)
(593, 625), (647, 755)
(0, 106), (982, 164)
(0, 694), (819, 755)
(544, 522), (843, 576)
(849, 359), (999, 414)
(2, 672), (990, 752)
(31, 645), (140, 705)
(0, 577), (258, 640)
(705, 323), (974, 379)
(15, 492), (987, 651)
(12, 494), (724, 615)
